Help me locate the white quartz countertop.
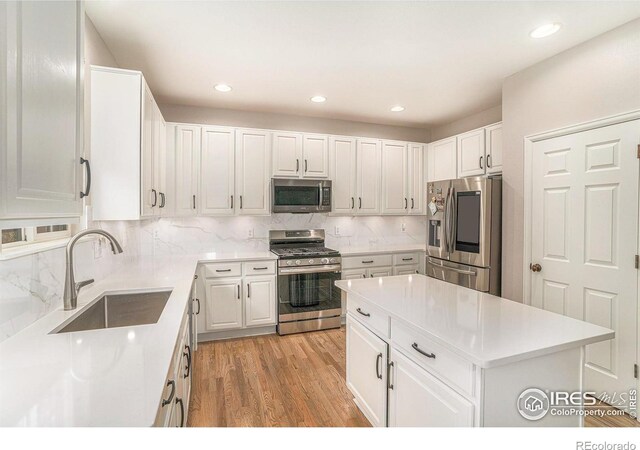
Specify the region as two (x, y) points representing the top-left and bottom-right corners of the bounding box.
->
(198, 250), (277, 262)
(335, 243), (426, 257)
(335, 275), (614, 369)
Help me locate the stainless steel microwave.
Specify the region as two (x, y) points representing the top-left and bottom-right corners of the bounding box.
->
(271, 178), (332, 213)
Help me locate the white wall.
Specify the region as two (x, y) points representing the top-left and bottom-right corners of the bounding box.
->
(160, 104), (431, 142)
(501, 18), (640, 302)
(430, 105), (502, 142)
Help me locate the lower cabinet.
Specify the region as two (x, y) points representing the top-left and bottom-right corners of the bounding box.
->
(346, 316), (388, 427)
(388, 349), (474, 427)
(393, 265), (419, 275)
(204, 278), (243, 331)
(244, 276), (276, 327)
(156, 308), (193, 427)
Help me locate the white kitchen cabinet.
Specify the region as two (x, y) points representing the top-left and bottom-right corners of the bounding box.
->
(356, 139), (382, 215)
(346, 316), (388, 427)
(91, 67), (167, 220)
(381, 141), (408, 215)
(236, 129), (271, 215)
(427, 137), (457, 182)
(272, 132), (328, 179)
(369, 267), (393, 278)
(200, 126), (235, 216)
(157, 116), (171, 216)
(204, 278), (243, 331)
(393, 265), (419, 275)
(485, 122), (503, 174)
(244, 276), (276, 327)
(329, 136), (358, 214)
(172, 124), (200, 217)
(272, 131), (302, 178)
(342, 268), (368, 280)
(388, 349), (474, 427)
(302, 134), (329, 178)
(457, 128), (486, 178)
(1, 1), (84, 222)
(408, 143), (425, 215)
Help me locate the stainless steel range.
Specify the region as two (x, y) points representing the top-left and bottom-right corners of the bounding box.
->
(269, 229), (342, 335)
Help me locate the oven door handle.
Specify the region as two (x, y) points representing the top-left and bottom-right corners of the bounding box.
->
(278, 264), (341, 275)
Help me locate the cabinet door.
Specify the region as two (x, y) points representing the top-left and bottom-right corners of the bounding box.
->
(329, 136), (357, 215)
(393, 265), (419, 276)
(369, 266), (393, 278)
(157, 115), (171, 216)
(200, 126), (235, 215)
(342, 268), (367, 280)
(346, 316), (388, 427)
(272, 132), (301, 178)
(302, 134), (329, 178)
(244, 276), (276, 327)
(174, 124), (200, 216)
(141, 84), (156, 217)
(427, 138), (457, 182)
(236, 129), (271, 215)
(485, 123), (503, 174)
(204, 278), (243, 331)
(356, 139), (381, 215)
(2, 1), (83, 220)
(457, 129), (486, 178)
(381, 141), (408, 215)
(388, 349), (474, 427)
(408, 143), (425, 215)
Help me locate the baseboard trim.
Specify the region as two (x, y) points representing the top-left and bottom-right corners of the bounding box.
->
(197, 325), (276, 342)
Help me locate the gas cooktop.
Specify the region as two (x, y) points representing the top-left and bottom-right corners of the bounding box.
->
(270, 246), (340, 258)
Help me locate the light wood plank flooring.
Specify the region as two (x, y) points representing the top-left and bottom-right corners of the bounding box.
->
(187, 327), (370, 427)
(187, 327), (637, 427)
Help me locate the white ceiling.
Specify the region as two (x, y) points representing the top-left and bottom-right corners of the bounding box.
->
(86, 1), (640, 128)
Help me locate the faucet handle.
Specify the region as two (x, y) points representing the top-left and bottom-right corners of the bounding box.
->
(75, 279), (95, 293)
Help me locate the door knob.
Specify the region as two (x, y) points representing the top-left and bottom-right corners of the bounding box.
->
(530, 263), (542, 272)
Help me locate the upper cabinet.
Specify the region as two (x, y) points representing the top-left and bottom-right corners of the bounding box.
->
(91, 66), (167, 220)
(236, 129), (271, 215)
(0, 1), (84, 223)
(381, 141), (426, 215)
(457, 128), (486, 178)
(485, 122), (503, 174)
(427, 137), (457, 182)
(408, 143), (425, 215)
(356, 139), (382, 215)
(200, 126), (235, 216)
(329, 136), (358, 215)
(172, 124), (200, 217)
(272, 131), (328, 179)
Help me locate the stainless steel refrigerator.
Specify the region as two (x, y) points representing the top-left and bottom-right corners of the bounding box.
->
(426, 176), (502, 296)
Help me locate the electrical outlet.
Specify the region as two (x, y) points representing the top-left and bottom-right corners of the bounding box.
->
(334, 226), (340, 236)
(248, 228), (254, 238)
(401, 223), (406, 232)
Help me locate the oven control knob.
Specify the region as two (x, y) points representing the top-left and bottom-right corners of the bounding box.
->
(286, 260), (293, 266)
(309, 259), (314, 264)
(321, 258), (329, 264)
(295, 260), (301, 265)
(329, 258), (336, 264)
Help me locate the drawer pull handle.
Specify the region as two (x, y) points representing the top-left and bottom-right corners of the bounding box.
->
(376, 353), (383, 379)
(216, 269), (232, 273)
(402, 258), (413, 261)
(362, 260), (374, 264)
(195, 298), (200, 315)
(412, 342), (436, 359)
(356, 307), (370, 317)
(253, 267), (268, 270)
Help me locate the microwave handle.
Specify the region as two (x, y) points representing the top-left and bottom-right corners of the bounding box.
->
(318, 182), (323, 207)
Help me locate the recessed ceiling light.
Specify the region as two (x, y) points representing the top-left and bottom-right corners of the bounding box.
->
(214, 84), (232, 92)
(530, 23), (561, 39)
(310, 95), (326, 103)
(391, 106), (405, 112)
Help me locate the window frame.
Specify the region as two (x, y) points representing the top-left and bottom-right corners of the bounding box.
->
(1, 225), (72, 250)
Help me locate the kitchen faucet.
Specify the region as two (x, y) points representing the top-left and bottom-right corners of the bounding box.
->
(63, 229), (123, 310)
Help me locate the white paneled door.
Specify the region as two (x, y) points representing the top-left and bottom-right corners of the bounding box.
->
(530, 119), (639, 411)
(200, 126), (235, 215)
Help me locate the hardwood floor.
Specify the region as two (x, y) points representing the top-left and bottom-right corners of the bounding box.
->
(187, 327), (371, 427)
(187, 327), (638, 428)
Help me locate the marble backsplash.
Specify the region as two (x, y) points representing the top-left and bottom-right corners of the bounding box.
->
(0, 214), (425, 342)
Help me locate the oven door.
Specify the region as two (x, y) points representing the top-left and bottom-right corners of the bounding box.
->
(272, 179), (331, 213)
(448, 177), (493, 268)
(277, 265), (342, 323)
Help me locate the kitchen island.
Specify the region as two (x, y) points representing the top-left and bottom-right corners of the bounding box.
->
(335, 274), (614, 427)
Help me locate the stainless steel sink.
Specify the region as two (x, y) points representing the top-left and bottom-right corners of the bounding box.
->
(53, 290), (172, 334)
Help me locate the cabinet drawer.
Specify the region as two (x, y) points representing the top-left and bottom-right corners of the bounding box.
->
(243, 260), (276, 275)
(391, 319), (474, 396)
(393, 252), (421, 266)
(203, 262), (242, 278)
(347, 295), (390, 339)
(342, 254), (393, 270)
